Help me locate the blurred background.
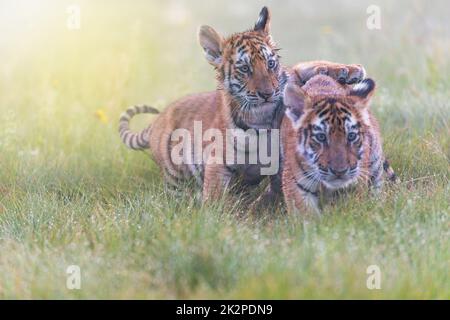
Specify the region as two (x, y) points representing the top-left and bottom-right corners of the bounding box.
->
(1, 0), (449, 178)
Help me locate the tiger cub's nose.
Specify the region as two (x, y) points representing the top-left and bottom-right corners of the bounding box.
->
(330, 167), (348, 178)
(257, 91), (273, 101)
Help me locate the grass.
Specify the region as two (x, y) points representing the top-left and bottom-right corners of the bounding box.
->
(0, 0), (449, 299)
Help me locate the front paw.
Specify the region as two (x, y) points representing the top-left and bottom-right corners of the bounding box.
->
(327, 64), (366, 84)
(345, 64), (366, 84)
(294, 62), (366, 85)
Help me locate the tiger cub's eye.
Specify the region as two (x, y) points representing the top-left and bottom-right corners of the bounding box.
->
(268, 60), (276, 69)
(315, 133), (327, 142)
(239, 65), (250, 73)
(347, 132), (358, 142)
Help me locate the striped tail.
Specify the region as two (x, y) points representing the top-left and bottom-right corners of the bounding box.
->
(119, 104), (159, 150)
(383, 159), (400, 183)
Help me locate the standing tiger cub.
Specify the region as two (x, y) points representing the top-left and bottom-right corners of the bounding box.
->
(281, 75), (397, 214)
(119, 7), (367, 202)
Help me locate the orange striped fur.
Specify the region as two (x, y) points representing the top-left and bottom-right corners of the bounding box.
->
(281, 75), (397, 214)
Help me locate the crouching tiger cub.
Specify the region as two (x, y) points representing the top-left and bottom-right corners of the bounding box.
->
(281, 75), (397, 214)
(119, 7), (366, 202)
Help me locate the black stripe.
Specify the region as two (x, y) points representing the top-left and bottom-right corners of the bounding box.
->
(318, 108), (330, 118)
(296, 181), (319, 197)
(220, 66), (225, 80)
(225, 165), (237, 174)
(314, 99), (329, 110)
(383, 160), (390, 171)
(388, 173), (397, 182)
(122, 131), (130, 142)
(339, 107), (351, 115)
(137, 132), (147, 148)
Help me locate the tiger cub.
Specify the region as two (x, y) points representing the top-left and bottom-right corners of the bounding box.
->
(119, 7), (367, 202)
(281, 75), (397, 214)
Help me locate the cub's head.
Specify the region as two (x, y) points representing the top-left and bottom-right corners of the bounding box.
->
(283, 75), (376, 190)
(198, 7), (284, 118)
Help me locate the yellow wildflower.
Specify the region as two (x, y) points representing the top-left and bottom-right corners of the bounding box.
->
(95, 109), (109, 123)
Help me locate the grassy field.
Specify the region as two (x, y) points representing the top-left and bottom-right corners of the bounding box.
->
(0, 0), (449, 299)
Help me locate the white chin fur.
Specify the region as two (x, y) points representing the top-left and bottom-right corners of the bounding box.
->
(322, 178), (356, 190)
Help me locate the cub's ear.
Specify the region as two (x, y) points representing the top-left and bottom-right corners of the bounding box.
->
(198, 25), (223, 67)
(283, 83), (311, 125)
(254, 6), (271, 34)
(348, 78), (376, 107)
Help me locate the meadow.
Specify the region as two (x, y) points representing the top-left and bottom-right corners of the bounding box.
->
(0, 0), (448, 298)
